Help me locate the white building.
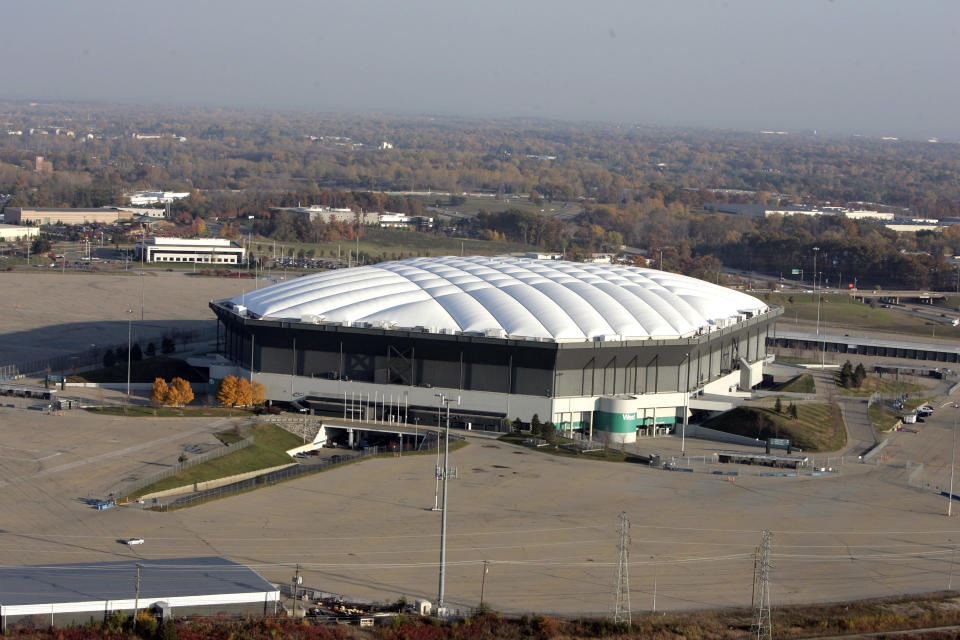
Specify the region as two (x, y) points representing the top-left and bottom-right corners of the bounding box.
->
(135, 237), (246, 264)
(126, 191), (191, 206)
(378, 212), (434, 229)
(0, 225), (40, 241)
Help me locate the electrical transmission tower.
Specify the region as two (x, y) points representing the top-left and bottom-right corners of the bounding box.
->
(612, 511), (631, 624)
(751, 530), (772, 640)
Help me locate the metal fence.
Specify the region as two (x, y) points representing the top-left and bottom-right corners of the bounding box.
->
(155, 445), (387, 510)
(154, 434), (464, 510)
(115, 435), (254, 500)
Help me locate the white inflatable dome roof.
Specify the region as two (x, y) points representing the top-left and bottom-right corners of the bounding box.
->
(229, 256), (768, 341)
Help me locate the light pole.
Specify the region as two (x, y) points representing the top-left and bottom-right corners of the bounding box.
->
(812, 247), (821, 336)
(950, 404), (958, 517)
(434, 392), (458, 613)
(126, 309), (134, 401)
(680, 352), (690, 457)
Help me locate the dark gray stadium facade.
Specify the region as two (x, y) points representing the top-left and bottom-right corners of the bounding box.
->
(210, 301), (782, 441)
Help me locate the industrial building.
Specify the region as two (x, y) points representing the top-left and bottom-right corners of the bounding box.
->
(3, 207), (136, 226)
(126, 191), (191, 205)
(0, 224), (40, 241)
(0, 556), (279, 630)
(209, 256), (779, 443)
(135, 237), (246, 264)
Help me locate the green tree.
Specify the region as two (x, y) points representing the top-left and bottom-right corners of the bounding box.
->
(789, 403), (799, 419)
(530, 413), (541, 435)
(853, 363), (867, 387)
(31, 234), (52, 254)
(774, 397), (783, 414)
(839, 361), (853, 388)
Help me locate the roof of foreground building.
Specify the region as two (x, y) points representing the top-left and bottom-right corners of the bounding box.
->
(228, 256), (768, 342)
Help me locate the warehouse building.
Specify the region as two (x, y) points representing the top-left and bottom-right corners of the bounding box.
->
(0, 224), (40, 241)
(3, 207), (138, 225)
(209, 256), (780, 443)
(0, 556), (279, 630)
(135, 237), (246, 264)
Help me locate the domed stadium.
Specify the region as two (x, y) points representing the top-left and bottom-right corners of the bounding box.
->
(209, 256), (782, 443)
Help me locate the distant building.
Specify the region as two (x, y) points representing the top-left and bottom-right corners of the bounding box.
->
(3, 207), (135, 226)
(135, 237), (246, 264)
(273, 206), (378, 225)
(34, 156), (53, 174)
(705, 203), (894, 221)
(378, 212), (433, 229)
(126, 191), (191, 206)
(0, 225), (40, 241)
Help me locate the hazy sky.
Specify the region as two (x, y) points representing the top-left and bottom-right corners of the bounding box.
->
(5, 0), (959, 138)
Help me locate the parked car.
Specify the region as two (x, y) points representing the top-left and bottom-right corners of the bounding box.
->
(903, 413), (917, 424)
(124, 537), (145, 546)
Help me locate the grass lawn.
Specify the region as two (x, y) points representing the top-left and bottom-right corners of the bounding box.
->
(70, 356), (205, 384)
(498, 432), (646, 463)
(769, 293), (960, 339)
(834, 374), (925, 398)
(869, 404), (903, 433)
(86, 405), (257, 417)
(771, 374), (815, 393)
(701, 404), (846, 452)
(133, 423), (303, 496)
(247, 228), (535, 263)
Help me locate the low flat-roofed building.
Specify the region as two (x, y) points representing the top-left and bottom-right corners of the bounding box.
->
(0, 556), (279, 630)
(126, 191), (191, 206)
(135, 237), (246, 264)
(0, 225), (40, 241)
(3, 207), (135, 226)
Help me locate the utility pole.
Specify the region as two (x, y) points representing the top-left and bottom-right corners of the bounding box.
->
(292, 564), (301, 617)
(950, 404), (958, 517)
(751, 530), (772, 640)
(612, 511), (631, 625)
(133, 563), (141, 631)
(480, 560), (489, 607)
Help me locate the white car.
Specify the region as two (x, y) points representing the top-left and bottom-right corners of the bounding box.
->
(124, 537), (145, 546)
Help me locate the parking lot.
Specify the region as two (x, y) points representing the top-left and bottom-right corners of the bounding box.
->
(0, 397), (958, 616)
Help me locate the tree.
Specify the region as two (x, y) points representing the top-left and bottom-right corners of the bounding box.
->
(774, 397), (783, 414)
(161, 336), (175, 354)
(216, 375), (241, 407)
(31, 234), (51, 254)
(541, 421), (557, 444)
(103, 348), (116, 368)
(168, 377), (194, 406)
(530, 413), (541, 435)
(250, 380), (267, 406)
(853, 363), (867, 387)
(235, 377), (254, 406)
(789, 403), (798, 419)
(145, 342), (156, 357)
(131, 343), (143, 361)
(839, 361), (853, 388)
(149, 378), (170, 407)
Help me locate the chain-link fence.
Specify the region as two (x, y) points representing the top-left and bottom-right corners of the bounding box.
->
(115, 435), (254, 501)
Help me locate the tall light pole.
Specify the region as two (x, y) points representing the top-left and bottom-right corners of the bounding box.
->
(126, 308), (134, 401)
(950, 404), (958, 517)
(813, 246), (821, 336)
(434, 392), (458, 613)
(680, 352), (690, 457)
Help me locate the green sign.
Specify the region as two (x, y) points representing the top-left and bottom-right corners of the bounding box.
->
(791, 269), (800, 275)
(769, 438), (790, 448)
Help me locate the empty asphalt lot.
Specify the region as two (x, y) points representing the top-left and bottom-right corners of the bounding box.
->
(0, 403), (958, 616)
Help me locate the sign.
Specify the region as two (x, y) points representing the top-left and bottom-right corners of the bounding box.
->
(791, 269), (800, 275)
(769, 438), (790, 448)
